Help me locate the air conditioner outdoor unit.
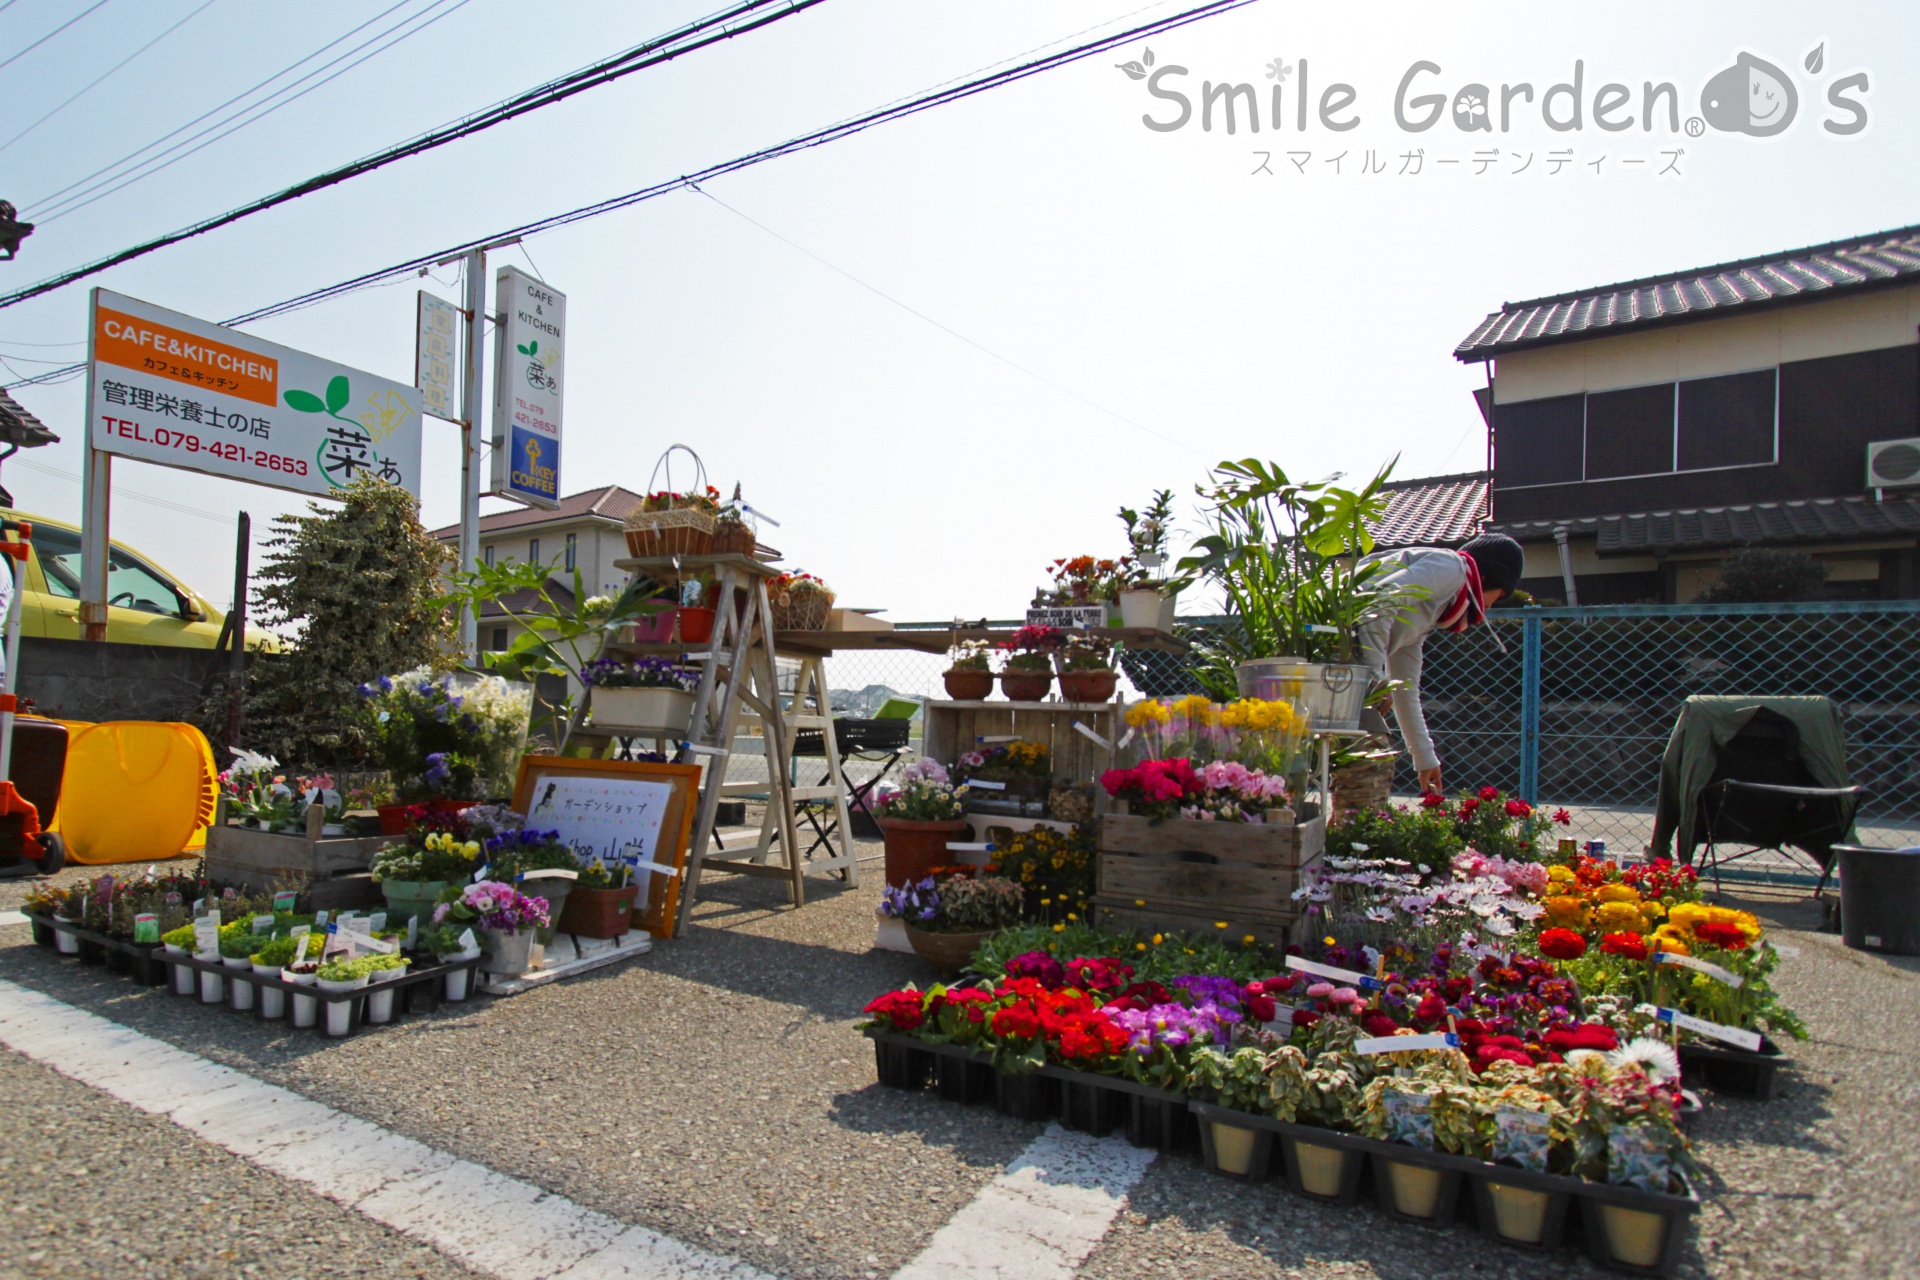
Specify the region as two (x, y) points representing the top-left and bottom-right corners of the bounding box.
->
(1866, 437), (1920, 490)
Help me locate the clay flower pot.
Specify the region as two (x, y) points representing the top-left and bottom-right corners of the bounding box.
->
(942, 668), (994, 701)
(1058, 669), (1118, 703)
(876, 817), (971, 887)
(999, 670), (1053, 702)
(557, 884), (639, 939)
(904, 925), (992, 973)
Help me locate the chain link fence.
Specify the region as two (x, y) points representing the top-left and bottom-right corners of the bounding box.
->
(821, 603), (1920, 856)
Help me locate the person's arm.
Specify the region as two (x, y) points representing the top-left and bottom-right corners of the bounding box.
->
(1387, 635), (1441, 781)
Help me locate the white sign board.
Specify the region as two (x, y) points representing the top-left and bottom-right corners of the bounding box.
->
(489, 265), (563, 510)
(524, 774), (677, 879)
(86, 289), (423, 497)
(415, 291), (458, 421)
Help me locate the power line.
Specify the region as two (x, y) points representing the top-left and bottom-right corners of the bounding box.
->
(4, 0), (1258, 386)
(26, 0), (435, 214)
(0, 0), (222, 156)
(34, 0), (474, 224)
(691, 184), (1201, 456)
(12, 456), (251, 527)
(0, 0), (115, 75)
(4, 0), (832, 302)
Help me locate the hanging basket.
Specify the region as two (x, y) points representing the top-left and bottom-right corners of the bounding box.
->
(625, 444), (719, 558)
(770, 587), (834, 631)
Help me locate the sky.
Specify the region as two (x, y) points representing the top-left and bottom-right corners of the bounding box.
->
(2, 0), (1916, 621)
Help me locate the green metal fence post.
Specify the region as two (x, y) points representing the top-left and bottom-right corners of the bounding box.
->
(1519, 612), (1542, 803)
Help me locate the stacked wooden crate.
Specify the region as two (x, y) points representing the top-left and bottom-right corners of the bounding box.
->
(1094, 805), (1324, 946)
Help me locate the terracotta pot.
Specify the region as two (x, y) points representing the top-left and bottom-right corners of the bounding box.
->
(999, 670), (1053, 702)
(557, 884), (639, 939)
(905, 925), (992, 972)
(876, 817), (972, 887)
(677, 606), (715, 643)
(1058, 669), (1118, 703)
(942, 668), (994, 700)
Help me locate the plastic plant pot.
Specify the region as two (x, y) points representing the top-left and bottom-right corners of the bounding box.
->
(935, 1054), (995, 1105)
(1383, 1161), (1445, 1219)
(364, 965), (409, 1025)
(252, 963), (285, 1019)
(1205, 1120), (1265, 1178)
(316, 975), (368, 1036)
(165, 943), (195, 995)
(440, 950), (480, 1001)
(54, 925), (80, 956)
(197, 958), (225, 1004)
(285, 970), (319, 1027)
(223, 956), (254, 1011)
(992, 1071), (1059, 1122)
(1279, 1132), (1366, 1202)
(872, 1037), (934, 1091)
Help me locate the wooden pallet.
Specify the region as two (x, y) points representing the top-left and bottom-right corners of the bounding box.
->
(1094, 809), (1324, 946)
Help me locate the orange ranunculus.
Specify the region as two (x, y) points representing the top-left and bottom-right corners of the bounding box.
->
(1543, 896), (1591, 929)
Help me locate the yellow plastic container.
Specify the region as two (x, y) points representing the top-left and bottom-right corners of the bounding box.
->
(55, 721), (216, 864)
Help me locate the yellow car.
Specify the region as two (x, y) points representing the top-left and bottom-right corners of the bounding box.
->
(2, 508), (280, 649)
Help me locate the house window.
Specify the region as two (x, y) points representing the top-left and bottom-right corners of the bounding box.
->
(1677, 368), (1776, 470)
(1495, 393), (1585, 488)
(565, 532), (577, 571)
(483, 544), (494, 567)
(529, 537), (541, 565)
(1584, 383), (1675, 480)
(490, 626), (508, 651)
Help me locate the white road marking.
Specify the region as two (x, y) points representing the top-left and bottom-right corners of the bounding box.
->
(0, 979), (774, 1280)
(0, 910), (28, 926)
(890, 1124), (1155, 1280)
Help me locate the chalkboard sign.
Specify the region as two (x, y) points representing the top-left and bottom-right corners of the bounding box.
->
(512, 756), (701, 936)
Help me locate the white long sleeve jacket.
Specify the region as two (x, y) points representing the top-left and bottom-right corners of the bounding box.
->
(1354, 547), (1471, 774)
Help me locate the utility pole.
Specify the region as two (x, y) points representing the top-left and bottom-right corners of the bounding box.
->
(457, 248), (486, 660)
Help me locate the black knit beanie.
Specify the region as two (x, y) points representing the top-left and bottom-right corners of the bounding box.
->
(1460, 533), (1525, 594)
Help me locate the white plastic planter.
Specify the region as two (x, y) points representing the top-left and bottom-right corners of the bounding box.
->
(1118, 588), (1166, 630)
(196, 954), (224, 1003)
(315, 974), (369, 1036)
(164, 942), (195, 994)
(591, 685), (695, 735)
(222, 955), (254, 1011)
(54, 923), (80, 955)
(252, 962), (285, 1019)
(284, 969), (319, 1027)
(440, 948), (480, 1001)
(364, 964), (410, 1024)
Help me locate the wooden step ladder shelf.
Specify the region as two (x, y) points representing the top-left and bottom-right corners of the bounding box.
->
(572, 554), (856, 936)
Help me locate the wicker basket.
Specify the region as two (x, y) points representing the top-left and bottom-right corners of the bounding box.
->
(624, 506), (716, 558)
(1329, 737), (1397, 826)
(770, 586), (834, 631)
(712, 521), (756, 556)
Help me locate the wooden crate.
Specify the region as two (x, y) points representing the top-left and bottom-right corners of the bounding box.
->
(1094, 811), (1324, 946)
(203, 799), (387, 909)
(920, 700), (1121, 791)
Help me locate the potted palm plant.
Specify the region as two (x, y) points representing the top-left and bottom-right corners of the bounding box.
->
(1176, 460), (1399, 730)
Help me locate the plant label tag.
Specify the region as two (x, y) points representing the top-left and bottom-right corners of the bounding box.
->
(191, 897), (205, 915)
(457, 928), (478, 952)
(192, 919), (218, 955)
(629, 859), (680, 880)
(272, 891), (297, 913)
(977, 736), (1019, 744)
(290, 925), (310, 938)
(368, 912), (387, 933)
(967, 778), (1007, 791)
(1768, 941), (1802, 958)
(1493, 1106), (1550, 1172)
(1072, 722), (1114, 751)
(474, 864), (491, 883)
(207, 908), (221, 929)
(359, 934), (398, 954)
(313, 910), (329, 929)
(1356, 1032), (1458, 1056)
(344, 916), (372, 935)
(1608, 1124), (1671, 1193)
(1382, 1088), (1434, 1148)
(520, 868), (578, 881)
(1286, 955), (1385, 991)
(1652, 950), (1743, 988)
(406, 916), (419, 950)
(1116, 727), (1136, 749)
(944, 842), (993, 853)
(1305, 623), (1341, 635)
(133, 913), (159, 944)
(293, 934), (311, 965)
(252, 914), (274, 934)
(1654, 1006), (1762, 1052)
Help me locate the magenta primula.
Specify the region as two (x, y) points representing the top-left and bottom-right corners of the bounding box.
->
(458, 881), (550, 932)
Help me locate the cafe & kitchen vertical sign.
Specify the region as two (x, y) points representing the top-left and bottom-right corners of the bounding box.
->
(490, 265), (564, 510)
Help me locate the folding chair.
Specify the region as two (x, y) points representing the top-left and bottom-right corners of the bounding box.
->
(1694, 708), (1863, 896)
(790, 714), (912, 860)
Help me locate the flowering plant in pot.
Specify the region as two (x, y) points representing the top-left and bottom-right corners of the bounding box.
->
(1058, 633), (1119, 703)
(443, 880), (551, 976)
(874, 759), (970, 886)
(1032, 555), (1131, 611)
(481, 827), (580, 945)
(768, 571), (834, 631)
(942, 638), (995, 701)
(675, 576), (717, 643)
(359, 666), (533, 807)
(557, 859), (639, 940)
(1419, 786), (1568, 861)
(1116, 489), (1188, 629)
(584, 656), (700, 733)
(998, 625), (1063, 702)
(370, 814), (483, 924)
(883, 872), (1025, 972)
(956, 739), (1052, 809)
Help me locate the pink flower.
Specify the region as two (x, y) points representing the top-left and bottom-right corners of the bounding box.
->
(1305, 982), (1334, 998)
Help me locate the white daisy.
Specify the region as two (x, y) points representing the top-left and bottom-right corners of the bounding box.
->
(1565, 1049), (1610, 1077)
(1607, 1037), (1682, 1085)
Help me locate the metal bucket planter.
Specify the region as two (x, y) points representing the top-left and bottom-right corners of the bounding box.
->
(482, 926), (537, 978)
(1236, 658), (1371, 730)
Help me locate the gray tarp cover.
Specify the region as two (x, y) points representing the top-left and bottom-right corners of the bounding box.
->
(1651, 695), (1854, 861)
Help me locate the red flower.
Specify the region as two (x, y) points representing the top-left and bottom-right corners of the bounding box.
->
(1537, 928), (1588, 961)
(1479, 786), (1501, 801)
(1692, 921), (1752, 950)
(1544, 1023), (1618, 1054)
(1419, 792), (1447, 809)
(863, 990), (925, 1031)
(1413, 993), (1448, 1026)
(1361, 1013), (1400, 1038)
(1472, 1044), (1535, 1072)
(1243, 992), (1278, 1023)
(1291, 1008), (1322, 1028)
(1458, 797), (1481, 814)
(991, 1002), (1041, 1039)
(1599, 932), (1650, 962)
(1504, 799), (1533, 818)
(1552, 808), (1572, 826)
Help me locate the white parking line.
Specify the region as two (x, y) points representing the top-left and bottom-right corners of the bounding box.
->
(891, 1125), (1155, 1280)
(0, 979), (774, 1280)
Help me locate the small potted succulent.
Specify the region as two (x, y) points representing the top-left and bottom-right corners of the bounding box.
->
(483, 827), (581, 945)
(584, 656), (700, 735)
(999, 624), (1064, 702)
(1057, 633), (1119, 703)
(942, 639), (995, 701)
(873, 759), (970, 887)
(885, 871), (1024, 973)
(557, 859), (640, 940)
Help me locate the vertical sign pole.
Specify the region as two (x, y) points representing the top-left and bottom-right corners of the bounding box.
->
(224, 512), (250, 750)
(458, 249), (487, 660)
(1518, 612), (1542, 804)
(79, 289), (110, 642)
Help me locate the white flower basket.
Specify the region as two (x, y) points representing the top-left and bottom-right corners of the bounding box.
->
(592, 685), (696, 735)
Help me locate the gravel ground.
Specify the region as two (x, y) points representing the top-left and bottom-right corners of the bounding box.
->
(0, 1044), (480, 1280)
(2, 856), (1916, 1280)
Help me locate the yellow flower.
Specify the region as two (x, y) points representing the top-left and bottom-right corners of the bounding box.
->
(1667, 902), (1712, 933)
(1706, 906), (1764, 941)
(1152, 933), (1164, 945)
(1067, 913), (1077, 921)
(1136, 942), (1147, 952)
(1242, 934), (1256, 945)
(1214, 921), (1228, 929)
(1134, 899), (1145, 907)
(1543, 896), (1591, 930)
(1547, 864), (1576, 883)
(1594, 884), (1641, 904)
(1324, 935), (1337, 947)
(1052, 923), (1065, 933)
(1126, 700), (1173, 727)
(1593, 901), (1647, 934)
(1651, 924), (1691, 956)
(462, 841), (480, 859)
